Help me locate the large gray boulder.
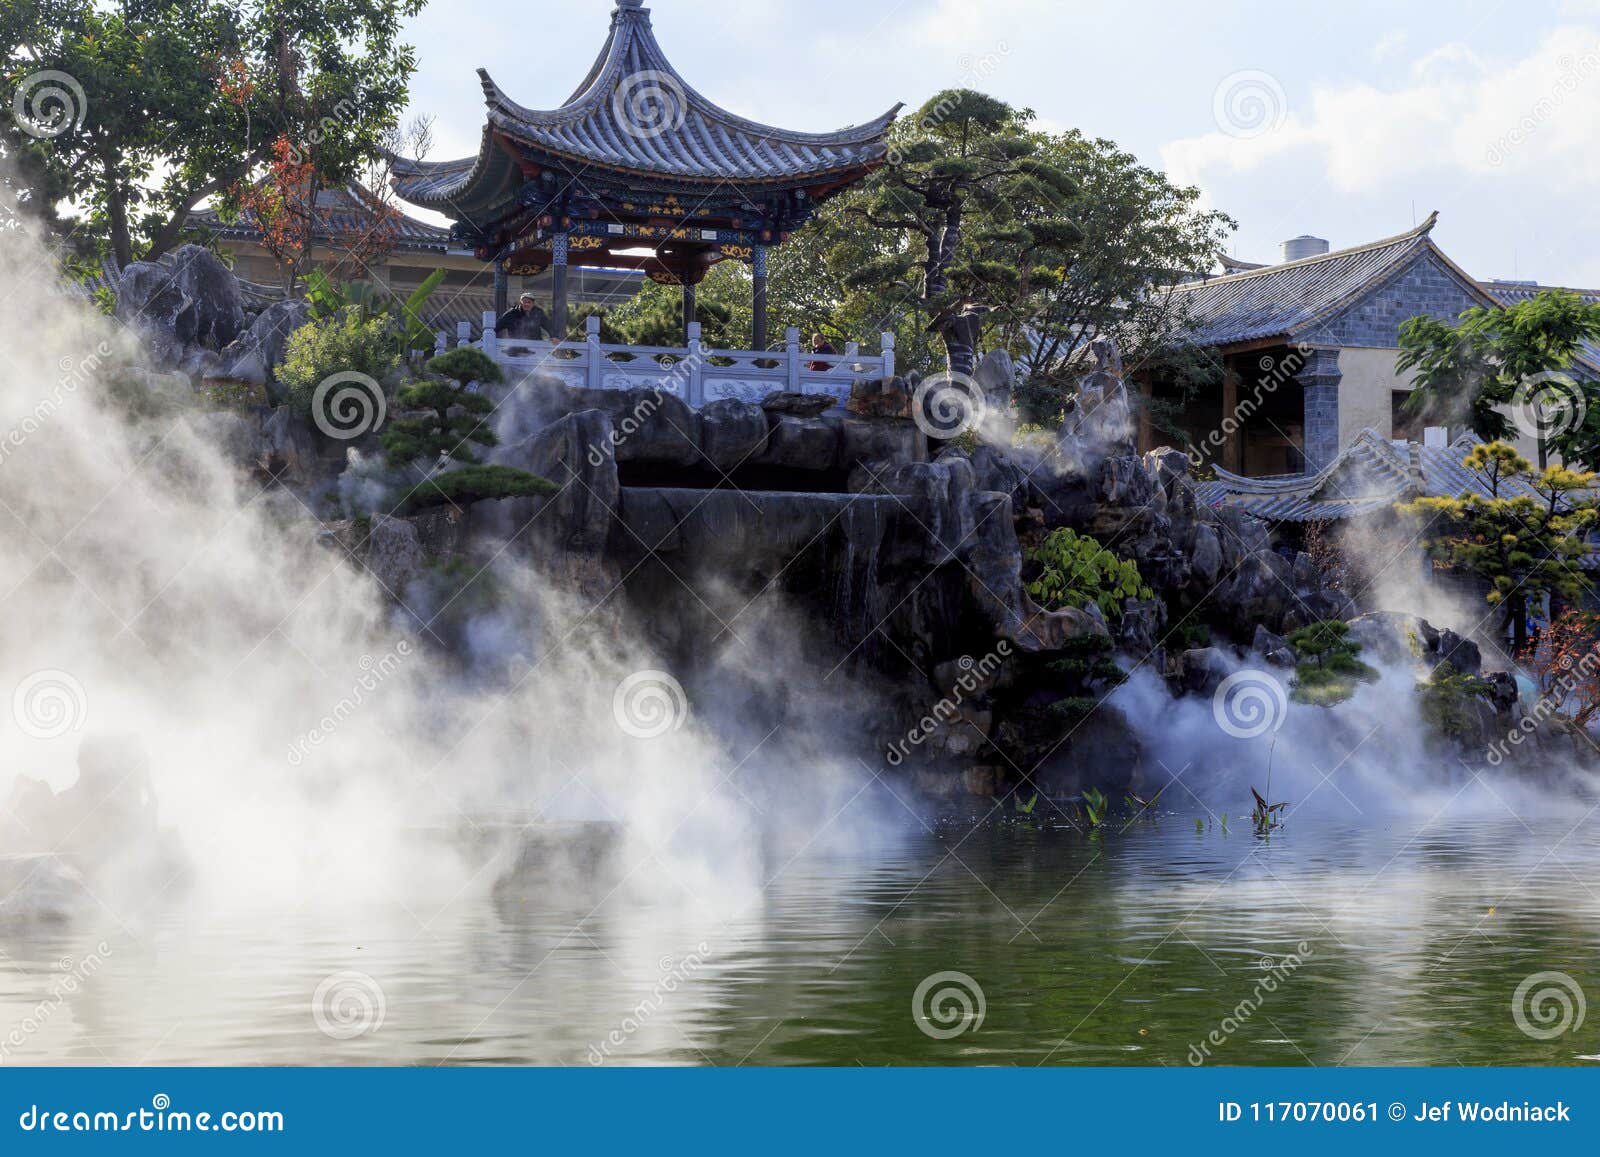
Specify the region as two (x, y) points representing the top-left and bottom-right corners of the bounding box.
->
(973, 348), (1015, 411)
(697, 399), (768, 470)
(221, 299), (313, 394)
(756, 414), (840, 470)
(493, 408), (618, 552)
(1347, 612), (1481, 676)
(115, 244), (244, 348)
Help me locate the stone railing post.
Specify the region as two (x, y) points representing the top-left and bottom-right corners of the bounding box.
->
(434, 330), (447, 357)
(685, 321), (703, 406)
(881, 332), (896, 381)
(481, 310), (498, 359)
(585, 314), (602, 390)
(456, 320), (471, 350)
(785, 326), (801, 392)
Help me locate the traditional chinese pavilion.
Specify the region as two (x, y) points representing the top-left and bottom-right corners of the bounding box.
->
(387, 0), (900, 347)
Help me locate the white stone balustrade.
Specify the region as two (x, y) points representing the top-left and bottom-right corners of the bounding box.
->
(447, 313), (894, 409)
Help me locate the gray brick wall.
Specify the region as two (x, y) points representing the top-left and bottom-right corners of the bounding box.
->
(1299, 349), (1342, 471)
(1309, 251), (1487, 348)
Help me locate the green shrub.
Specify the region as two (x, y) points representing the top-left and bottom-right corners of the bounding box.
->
(1026, 527), (1152, 620)
(278, 307), (400, 418)
(1417, 662), (1493, 738)
(403, 464), (560, 509)
(1287, 620), (1378, 705)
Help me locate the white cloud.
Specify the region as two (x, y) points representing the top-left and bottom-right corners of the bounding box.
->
(1162, 26), (1600, 195)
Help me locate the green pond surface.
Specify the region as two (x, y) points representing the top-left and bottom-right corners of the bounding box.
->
(2, 809), (1597, 1065)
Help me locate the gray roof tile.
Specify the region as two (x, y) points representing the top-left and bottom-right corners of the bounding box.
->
(392, 1), (899, 206)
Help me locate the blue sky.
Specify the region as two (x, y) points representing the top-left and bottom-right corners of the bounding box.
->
(398, 0), (1600, 286)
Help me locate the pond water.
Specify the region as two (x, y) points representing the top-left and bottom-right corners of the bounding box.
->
(2, 807), (1597, 1066)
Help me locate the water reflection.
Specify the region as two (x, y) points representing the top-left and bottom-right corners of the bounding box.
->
(2, 811), (1597, 1066)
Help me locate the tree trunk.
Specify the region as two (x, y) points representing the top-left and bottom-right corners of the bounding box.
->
(1511, 596), (1529, 656)
(104, 156), (133, 270)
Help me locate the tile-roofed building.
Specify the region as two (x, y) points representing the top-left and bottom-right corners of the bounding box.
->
(385, 0), (899, 346)
(188, 182), (643, 337)
(1194, 428), (1585, 524)
(1142, 214), (1599, 479)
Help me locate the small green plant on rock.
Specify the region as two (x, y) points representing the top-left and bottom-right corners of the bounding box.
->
(1026, 528), (1152, 621)
(1287, 620), (1378, 706)
(1416, 662), (1494, 739)
(1043, 635), (1127, 726)
(380, 347), (556, 509)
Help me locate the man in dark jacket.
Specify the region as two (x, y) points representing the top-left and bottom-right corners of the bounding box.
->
(497, 292), (552, 340)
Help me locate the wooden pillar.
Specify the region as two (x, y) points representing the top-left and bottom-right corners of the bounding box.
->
(493, 258), (508, 318)
(550, 232), (570, 340)
(682, 280), (696, 342)
(1135, 372), (1154, 454)
(1221, 359), (1241, 473)
(751, 245), (769, 351)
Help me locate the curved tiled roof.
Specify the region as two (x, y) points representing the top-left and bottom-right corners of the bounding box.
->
(1198, 428), (1586, 522)
(192, 183), (454, 253)
(391, 0), (899, 207)
(1172, 214), (1444, 347)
